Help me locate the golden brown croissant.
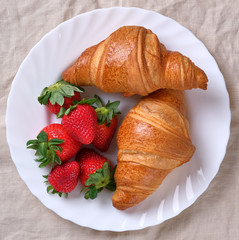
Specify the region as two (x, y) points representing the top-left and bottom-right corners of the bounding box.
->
(62, 26), (208, 96)
(112, 89), (195, 210)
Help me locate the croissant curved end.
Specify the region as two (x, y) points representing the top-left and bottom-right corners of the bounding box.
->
(197, 68), (208, 90)
(112, 190), (132, 210)
(62, 63), (76, 85)
(112, 188), (148, 210)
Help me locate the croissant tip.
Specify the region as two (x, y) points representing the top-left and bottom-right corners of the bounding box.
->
(200, 81), (208, 90)
(197, 68), (208, 90)
(112, 201), (129, 211)
(112, 190), (130, 210)
(112, 188), (149, 210)
(198, 81), (208, 90)
(202, 84), (208, 90)
(62, 64), (76, 85)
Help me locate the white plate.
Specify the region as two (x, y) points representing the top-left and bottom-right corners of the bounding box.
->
(6, 7), (231, 231)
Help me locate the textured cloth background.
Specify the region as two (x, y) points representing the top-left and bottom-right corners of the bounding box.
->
(1, 0), (238, 239)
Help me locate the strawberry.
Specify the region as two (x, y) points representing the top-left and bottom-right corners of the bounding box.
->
(61, 99), (97, 145)
(26, 123), (81, 169)
(92, 95), (120, 152)
(44, 161), (80, 196)
(76, 148), (116, 199)
(93, 116), (118, 152)
(38, 79), (84, 116)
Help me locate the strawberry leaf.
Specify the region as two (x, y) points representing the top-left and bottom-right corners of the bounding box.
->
(94, 95), (103, 108)
(39, 158), (52, 168)
(26, 130), (64, 170)
(61, 85), (75, 96)
(42, 92), (51, 105)
(48, 139), (64, 145)
(94, 95), (121, 125)
(47, 185), (54, 193)
(57, 98), (97, 118)
(51, 91), (65, 106)
(55, 155), (62, 165)
(106, 165), (117, 191)
(84, 185), (98, 199)
(102, 161), (110, 177)
(35, 156), (45, 162)
(85, 172), (102, 186)
(37, 131), (48, 142)
(106, 100), (120, 110)
(65, 107), (73, 115)
(105, 181), (116, 191)
(56, 107), (66, 118)
(38, 79), (84, 106)
(76, 98), (97, 106)
(81, 161), (117, 200)
(39, 142), (47, 156)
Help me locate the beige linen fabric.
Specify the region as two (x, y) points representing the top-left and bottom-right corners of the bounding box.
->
(1, 0), (238, 239)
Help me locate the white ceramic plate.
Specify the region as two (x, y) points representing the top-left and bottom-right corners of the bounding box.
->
(6, 7), (231, 231)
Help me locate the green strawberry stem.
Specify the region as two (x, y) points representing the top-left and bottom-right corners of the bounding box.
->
(38, 79), (84, 106)
(81, 162), (117, 200)
(94, 95), (121, 126)
(26, 131), (64, 171)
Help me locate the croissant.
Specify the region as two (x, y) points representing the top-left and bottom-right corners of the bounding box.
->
(112, 89), (195, 210)
(62, 26), (208, 96)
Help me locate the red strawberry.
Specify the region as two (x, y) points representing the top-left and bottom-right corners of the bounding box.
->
(93, 95), (120, 152)
(93, 115), (118, 152)
(76, 148), (116, 199)
(46, 161), (80, 196)
(61, 101), (97, 145)
(77, 148), (110, 186)
(26, 123), (81, 169)
(38, 79), (84, 116)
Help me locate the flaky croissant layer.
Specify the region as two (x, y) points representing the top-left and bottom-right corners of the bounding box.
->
(112, 89), (195, 210)
(63, 26), (208, 96)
